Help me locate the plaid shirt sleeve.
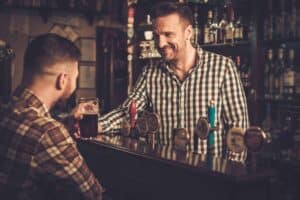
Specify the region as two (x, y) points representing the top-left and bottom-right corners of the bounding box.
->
(99, 66), (148, 133)
(33, 124), (104, 200)
(222, 59), (249, 162)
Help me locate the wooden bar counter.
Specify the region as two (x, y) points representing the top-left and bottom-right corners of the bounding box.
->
(78, 134), (275, 200)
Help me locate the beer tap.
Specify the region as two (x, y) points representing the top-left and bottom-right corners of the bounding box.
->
(136, 110), (160, 145)
(226, 126), (271, 171)
(208, 100), (216, 154)
(244, 127), (271, 172)
(194, 100), (218, 154)
(120, 100), (137, 137)
(129, 100), (137, 128)
(172, 128), (190, 152)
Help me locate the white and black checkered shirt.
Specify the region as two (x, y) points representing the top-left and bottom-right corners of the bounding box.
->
(99, 48), (249, 162)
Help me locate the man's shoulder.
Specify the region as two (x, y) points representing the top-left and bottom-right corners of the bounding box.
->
(201, 49), (231, 63)
(143, 59), (165, 70)
(2, 104), (64, 138)
(200, 49), (235, 70)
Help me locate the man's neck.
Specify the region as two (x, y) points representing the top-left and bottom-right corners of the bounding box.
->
(25, 81), (58, 110)
(170, 47), (197, 81)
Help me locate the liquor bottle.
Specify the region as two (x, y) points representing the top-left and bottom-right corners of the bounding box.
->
(225, 4), (235, 44)
(247, 16), (255, 41)
(210, 7), (219, 44)
(297, 3), (300, 39)
(234, 16), (244, 42)
(204, 10), (213, 44)
(289, 0), (297, 39)
(274, 48), (285, 100)
(261, 103), (274, 158)
(283, 49), (295, 100)
(279, 115), (294, 160)
(240, 56), (251, 97)
(218, 12), (228, 44)
(295, 51), (300, 100)
(264, 49), (274, 100)
(192, 6), (200, 47)
(274, 0), (286, 39)
(293, 116), (300, 160)
(263, 0), (274, 40)
(235, 55), (241, 74)
(262, 103), (273, 134)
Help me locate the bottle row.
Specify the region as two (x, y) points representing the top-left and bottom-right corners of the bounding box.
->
(192, 3), (250, 46)
(2, 0), (103, 11)
(262, 104), (300, 161)
(263, 0), (300, 41)
(264, 47), (300, 101)
(228, 55), (251, 97)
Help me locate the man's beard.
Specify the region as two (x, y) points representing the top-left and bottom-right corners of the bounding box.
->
(159, 44), (176, 59)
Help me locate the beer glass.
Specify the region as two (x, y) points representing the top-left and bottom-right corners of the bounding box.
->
(77, 97), (99, 138)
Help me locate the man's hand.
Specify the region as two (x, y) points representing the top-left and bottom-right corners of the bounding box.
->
(67, 104), (86, 139)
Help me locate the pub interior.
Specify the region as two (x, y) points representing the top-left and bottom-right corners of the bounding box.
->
(1, 0), (300, 199)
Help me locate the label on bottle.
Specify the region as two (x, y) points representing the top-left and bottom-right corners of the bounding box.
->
(234, 27), (243, 40)
(284, 70), (295, 87)
(290, 11), (297, 38)
(275, 15), (284, 39)
(225, 27), (234, 41)
(295, 73), (300, 94)
(239, 27), (244, 40)
(204, 27), (211, 44)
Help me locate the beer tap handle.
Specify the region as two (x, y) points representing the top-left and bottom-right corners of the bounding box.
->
(208, 100), (216, 151)
(129, 100), (137, 128)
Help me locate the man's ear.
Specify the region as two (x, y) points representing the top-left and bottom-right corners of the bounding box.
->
(185, 24), (193, 41)
(56, 73), (67, 90)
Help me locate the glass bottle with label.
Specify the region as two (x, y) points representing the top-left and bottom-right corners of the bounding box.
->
(210, 7), (219, 44)
(264, 49), (274, 100)
(274, 48), (285, 100)
(218, 12), (228, 44)
(204, 10), (213, 44)
(274, 0), (286, 39)
(279, 115), (294, 160)
(263, 0), (274, 40)
(225, 4), (235, 44)
(247, 16), (255, 41)
(283, 49), (295, 101)
(240, 56), (251, 97)
(262, 103), (273, 147)
(293, 116), (300, 160)
(192, 6), (200, 47)
(234, 16), (244, 42)
(289, 0), (297, 39)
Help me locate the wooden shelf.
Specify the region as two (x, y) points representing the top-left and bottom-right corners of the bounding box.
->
(0, 5), (104, 24)
(200, 40), (250, 48)
(262, 39), (300, 48)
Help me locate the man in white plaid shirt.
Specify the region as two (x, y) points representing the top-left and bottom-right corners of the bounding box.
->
(99, 2), (249, 162)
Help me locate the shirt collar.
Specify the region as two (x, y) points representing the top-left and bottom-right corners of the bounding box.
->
(13, 86), (51, 117)
(163, 47), (204, 76)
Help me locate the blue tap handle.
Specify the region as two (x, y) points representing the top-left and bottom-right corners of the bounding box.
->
(208, 100), (215, 151)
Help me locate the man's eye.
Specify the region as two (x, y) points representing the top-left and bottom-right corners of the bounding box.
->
(165, 33), (171, 37)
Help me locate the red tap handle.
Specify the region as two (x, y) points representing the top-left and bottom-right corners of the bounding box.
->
(130, 101), (137, 128)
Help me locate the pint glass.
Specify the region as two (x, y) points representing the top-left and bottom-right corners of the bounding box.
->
(77, 97), (99, 138)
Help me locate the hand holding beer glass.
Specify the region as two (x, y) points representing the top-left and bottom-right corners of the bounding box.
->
(77, 97), (99, 139)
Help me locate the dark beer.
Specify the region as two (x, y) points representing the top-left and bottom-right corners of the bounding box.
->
(79, 114), (98, 138)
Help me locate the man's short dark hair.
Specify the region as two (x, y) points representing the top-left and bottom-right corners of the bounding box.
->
(23, 33), (81, 74)
(151, 2), (193, 25)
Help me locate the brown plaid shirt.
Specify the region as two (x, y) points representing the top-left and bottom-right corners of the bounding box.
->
(0, 87), (103, 200)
